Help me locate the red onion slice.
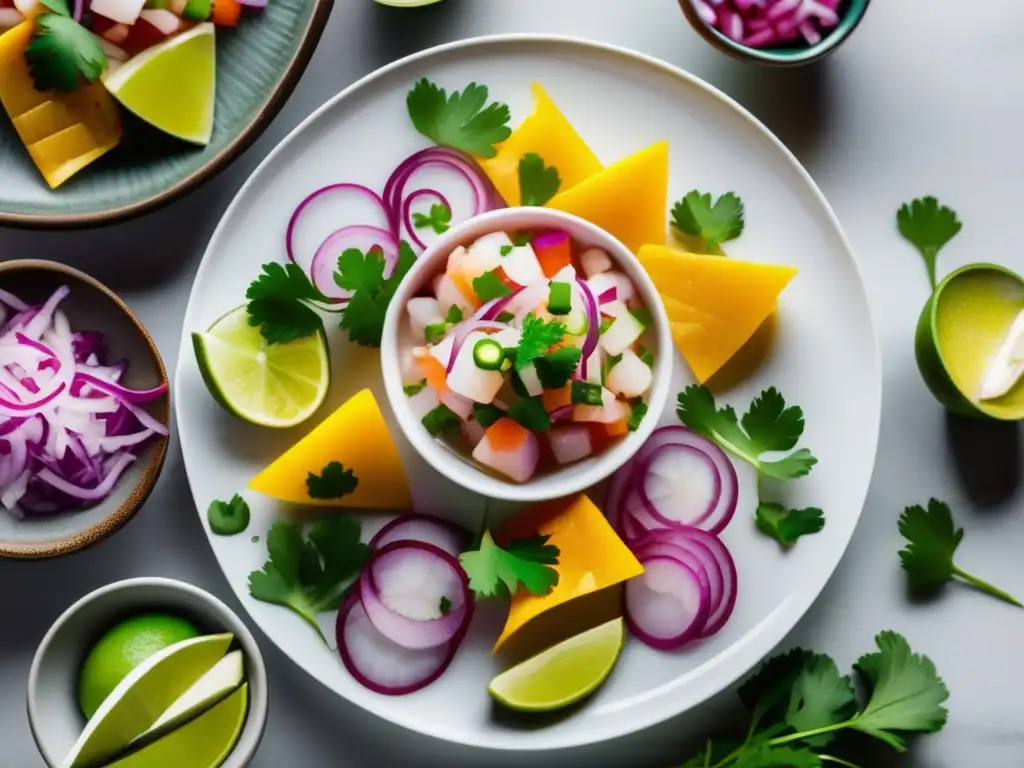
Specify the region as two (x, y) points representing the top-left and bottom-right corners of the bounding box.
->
(359, 541), (471, 650)
(402, 189), (453, 251)
(370, 513), (471, 558)
(286, 183), (389, 275)
(639, 444), (721, 528)
(336, 593), (460, 696)
(310, 226), (399, 301)
(574, 278), (600, 378)
(625, 555), (710, 650)
(476, 287), (523, 321)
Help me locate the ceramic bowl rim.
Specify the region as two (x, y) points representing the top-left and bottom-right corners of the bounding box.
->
(0, 260), (170, 559)
(0, 0), (334, 230)
(26, 576), (270, 768)
(380, 207), (673, 503)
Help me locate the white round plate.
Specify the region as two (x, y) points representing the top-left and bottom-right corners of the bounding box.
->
(175, 35), (881, 751)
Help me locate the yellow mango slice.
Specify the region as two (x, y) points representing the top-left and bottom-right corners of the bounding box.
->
(493, 494), (643, 652)
(546, 141), (669, 253)
(477, 83), (602, 207)
(640, 245), (797, 383)
(248, 389), (412, 509)
(0, 21), (121, 189)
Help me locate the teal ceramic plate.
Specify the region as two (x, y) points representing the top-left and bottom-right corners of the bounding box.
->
(0, 0), (332, 229)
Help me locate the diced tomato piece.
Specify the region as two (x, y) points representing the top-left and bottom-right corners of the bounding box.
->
(586, 423), (612, 454)
(212, 0), (242, 26)
(417, 354), (449, 396)
(541, 386), (571, 412)
(604, 418), (629, 437)
(493, 266), (521, 291)
(535, 238), (572, 278)
(485, 417), (530, 451)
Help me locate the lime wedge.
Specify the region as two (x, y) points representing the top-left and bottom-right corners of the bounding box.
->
(102, 23), (215, 145)
(62, 633), (233, 768)
(192, 305), (330, 428)
(106, 683), (249, 768)
(487, 617), (625, 712)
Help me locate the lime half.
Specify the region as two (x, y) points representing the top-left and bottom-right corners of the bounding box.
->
(192, 305), (330, 428)
(102, 23), (216, 145)
(488, 617), (625, 712)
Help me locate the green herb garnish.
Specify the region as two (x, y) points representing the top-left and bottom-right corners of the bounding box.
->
(507, 396), (551, 431)
(246, 262), (330, 344)
(424, 323), (446, 344)
(334, 242), (416, 347)
(25, 9), (108, 93)
(458, 530), (560, 599)
(403, 379), (428, 396)
(518, 153), (561, 206)
(671, 190), (745, 252)
(627, 399), (648, 431)
(495, 310), (515, 323)
(422, 403), (461, 436)
(472, 402), (504, 429)
(755, 502), (825, 547)
(515, 312), (566, 371)
(406, 78), (512, 158)
(207, 494), (250, 536)
(571, 380), (603, 406)
(896, 197), (962, 290)
(306, 461), (358, 500)
(472, 270), (513, 302)
(637, 345), (654, 368)
(412, 202), (452, 234)
(500, 244), (514, 257)
(599, 316), (615, 335)
(534, 347), (582, 389)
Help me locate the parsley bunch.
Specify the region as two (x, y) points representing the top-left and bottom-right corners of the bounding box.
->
(458, 530), (560, 599)
(896, 196), (962, 290)
(898, 498), (1021, 607)
(682, 632), (949, 767)
(25, 0), (108, 93)
(671, 190), (745, 252)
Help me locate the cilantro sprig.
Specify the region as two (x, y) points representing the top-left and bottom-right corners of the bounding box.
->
(682, 632), (949, 766)
(412, 203), (451, 234)
(518, 153), (561, 206)
(458, 530), (560, 599)
(676, 385), (817, 481)
(246, 262), (332, 344)
(534, 347), (581, 389)
(248, 517), (370, 644)
(898, 498), (1021, 607)
(306, 461), (358, 500)
(896, 197), (961, 290)
(671, 190), (745, 252)
(406, 78), (512, 158)
(335, 241), (417, 347)
(25, 1), (108, 93)
(756, 502), (825, 547)
(515, 313), (567, 371)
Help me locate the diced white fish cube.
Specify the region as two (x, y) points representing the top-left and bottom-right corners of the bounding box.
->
(580, 247), (612, 277)
(447, 331), (505, 404)
(407, 297), (443, 341)
(446, 245), (468, 273)
(588, 271), (636, 305)
(573, 396), (629, 424)
(501, 243), (546, 286)
(429, 335), (455, 369)
(434, 273), (474, 316)
(492, 327), (521, 348)
(462, 233), (508, 278)
(547, 425), (594, 465)
(517, 361), (544, 397)
(472, 432), (540, 483)
(583, 347), (603, 385)
(441, 390), (474, 419)
(600, 307), (645, 356)
(606, 348), (653, 398)
(551, 264), (577, 284)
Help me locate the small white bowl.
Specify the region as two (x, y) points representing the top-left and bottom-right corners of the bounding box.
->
(27, 577), (268, 768)
(381, 207), (672, 502)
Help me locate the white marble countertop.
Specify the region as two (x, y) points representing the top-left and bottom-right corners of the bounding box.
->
(1, 0), (1022, 765)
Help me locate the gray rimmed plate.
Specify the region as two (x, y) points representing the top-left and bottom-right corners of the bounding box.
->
(0, 260), (170, 558)
(0, 0), (332, 229)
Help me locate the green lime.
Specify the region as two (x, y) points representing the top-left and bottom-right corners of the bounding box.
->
(102, 23), (216, 146)
(78, 614), (201, 720)
(107, 683), (248, 768)
(192, 305), (330, 428)
(487, 617), (624, 712)
(915, 263), (1024, 421)
(66, 633), (233, 768)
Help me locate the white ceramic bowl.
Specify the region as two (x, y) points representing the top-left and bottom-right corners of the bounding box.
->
(27, 577), (269, 768)
(381, 207), (672, 503)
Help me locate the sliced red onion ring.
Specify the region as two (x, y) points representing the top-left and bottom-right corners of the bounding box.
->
(286, 183), (389, 273)
(625, 555), (710, 650)
(310, 226), (399, 301)
(370, 513), (471, 558)
(575, 278), (600, 379)
(639, 444), (721, 527)
(359, 541), (471, 650)
(597, 287), (617, 304)
(403, 189), (453, 251)
(336, 593), (461, 696)
(476, 287), (522, 321)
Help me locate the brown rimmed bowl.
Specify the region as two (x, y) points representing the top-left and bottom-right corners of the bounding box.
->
(0, 260), (170, 558)
(0, 0), (332, 229)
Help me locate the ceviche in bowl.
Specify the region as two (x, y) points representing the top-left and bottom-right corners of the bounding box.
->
(381, 207), (672, 502)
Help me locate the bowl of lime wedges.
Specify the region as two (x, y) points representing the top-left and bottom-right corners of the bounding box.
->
(916, 263), (1024, 420)
(28, 577), (268, 768)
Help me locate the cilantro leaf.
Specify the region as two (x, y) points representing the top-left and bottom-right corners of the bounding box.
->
(206, 494), (251, 536)
(336, 241), (416, 347)
(850, 631), (950, 751)
(422, 403), (461, 436)
(785, 655), (857, 747)
(534, 347), (581, 389)
(25, 14), (107, 93)
(733, 744), (821, 768)
(739, 647), (816, 731)
(248, 518), (370, 644)
(445, 304), (463, 323)
(472, 402), (504, 429)
(671, 190), (745, 251)
(516, 312), (567, 371)
(245, 263), (328, 344)
(676, 385), (817, 481)
(412, 202), (452, 234)
(406, 78), (512, 158)
(458, 530), (559, 599)
(472, 270), (512, 302)
(898, 499), (1021, 606)
(896, 197), (961, 289)
(507, 396), (551, 431)
(756, 503), (825, 546)
(404, 379), (428, 396)
(518, 153), (561, 206)
(306, 461), (358, 500)
(628, 399), (648, 431)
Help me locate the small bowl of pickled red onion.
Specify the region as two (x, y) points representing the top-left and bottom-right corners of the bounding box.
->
(381, 208), (672, 503)
(680, 0), (871, 66)
(0, 260), (170, 559)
